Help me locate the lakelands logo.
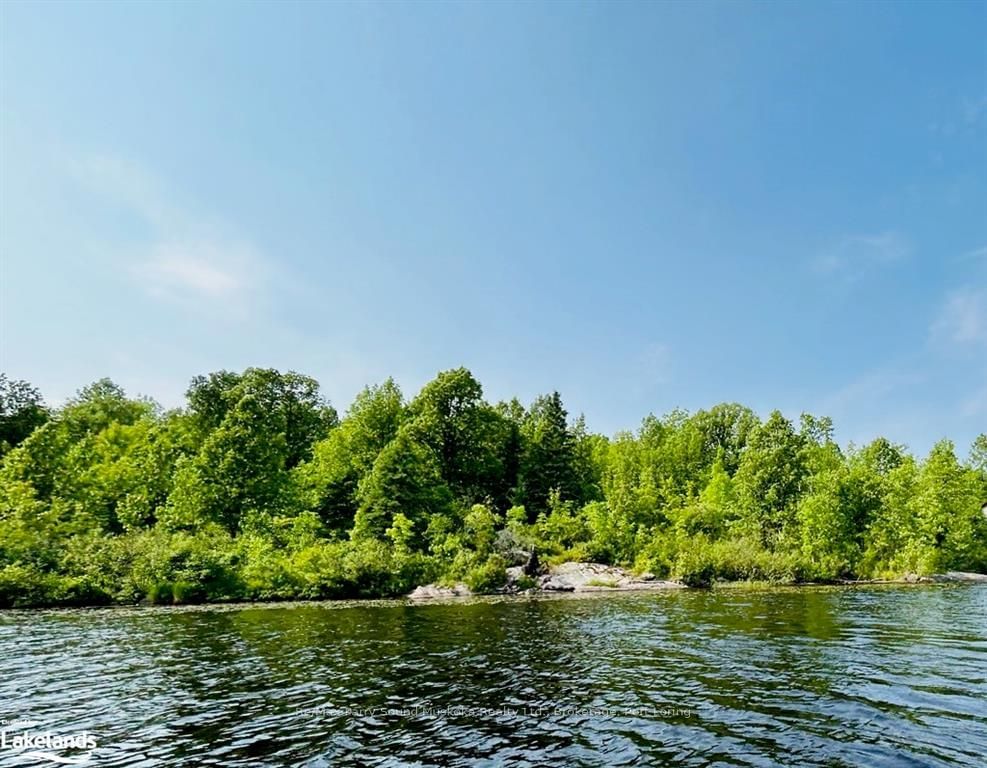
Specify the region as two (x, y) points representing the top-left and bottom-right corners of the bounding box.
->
(0, 724), (97, 765)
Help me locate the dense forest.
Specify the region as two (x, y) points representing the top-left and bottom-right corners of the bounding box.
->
(1, 368), (985, 608)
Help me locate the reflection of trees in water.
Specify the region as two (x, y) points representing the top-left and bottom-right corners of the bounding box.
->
(541, 589), (850, 762)
(12, 588), (982, 767)
(121, 609), (276, 763)
(118, 600), (587, 764)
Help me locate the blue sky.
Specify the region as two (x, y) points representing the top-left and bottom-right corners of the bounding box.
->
(1, 1), (985, 456)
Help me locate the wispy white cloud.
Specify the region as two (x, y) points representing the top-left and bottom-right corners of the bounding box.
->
(963, 244), (987, 262)
(811, 366), (963, 455)
(928, 94), (987, 137)
(71, 152), (177, 230)
(932, 287), (987, 347)
(819, 369), (924, 421)
(70, 152), (268, 312)
(812, 231), (910, 281)
(135, 241), (260, 302)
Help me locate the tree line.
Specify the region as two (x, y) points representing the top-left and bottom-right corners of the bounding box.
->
(1, 368), (985, 607)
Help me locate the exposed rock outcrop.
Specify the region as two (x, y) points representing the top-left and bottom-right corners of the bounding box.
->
(407, 583), (473, 600)
(406, 565), (987, 600)
(929, 571), (987, 583)
(536, 562), (683, 593)
(406, 562), (684, 600)
(897, 571), (987, 584)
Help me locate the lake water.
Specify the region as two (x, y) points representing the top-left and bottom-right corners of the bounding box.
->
(1, 585), (985, 767)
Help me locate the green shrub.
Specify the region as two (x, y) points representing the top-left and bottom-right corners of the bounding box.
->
(514, 574), (537, 591)
(464, 554), (507, 593)
(673, 546), (718, 587)
(666, 535), (811, 586)
(0, 563), (60, 607)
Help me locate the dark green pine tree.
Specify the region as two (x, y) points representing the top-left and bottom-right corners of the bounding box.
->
(517, 392), (580, 520)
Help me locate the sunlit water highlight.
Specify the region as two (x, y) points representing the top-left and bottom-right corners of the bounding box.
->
(1, 585), (985, 767)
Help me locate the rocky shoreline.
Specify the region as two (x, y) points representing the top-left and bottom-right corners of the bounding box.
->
(863, 571), (987, 585)
(406, 563), (987, 600)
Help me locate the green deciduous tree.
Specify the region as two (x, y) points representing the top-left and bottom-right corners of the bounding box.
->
(186, 368), (337, 468)
(291, 379), (406, 532)
(909, 441), (985, 573)
(2, 365), (986, 608)
(164, 394), (290, 533)
(689, 403), (759, 477)
(734, 411), (808, 547)
(0, 374), (49, 456)
(407, 368), (509, 505)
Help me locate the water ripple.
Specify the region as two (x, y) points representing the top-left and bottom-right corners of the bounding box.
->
(1, 586), (985, 767)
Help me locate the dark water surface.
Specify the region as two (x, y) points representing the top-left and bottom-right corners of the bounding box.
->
(1, 586), (985, 767)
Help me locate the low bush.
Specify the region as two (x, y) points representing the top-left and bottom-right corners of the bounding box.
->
(463, 554), (508, 593)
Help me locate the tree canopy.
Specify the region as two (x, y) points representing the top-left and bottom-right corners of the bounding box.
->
(1, 367), (984, 607)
